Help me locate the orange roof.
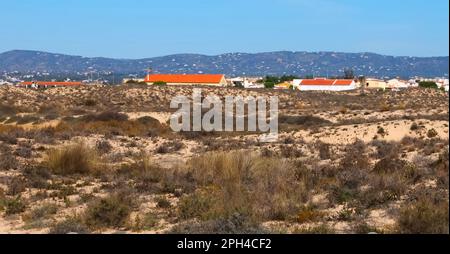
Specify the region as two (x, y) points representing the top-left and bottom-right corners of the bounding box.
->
(20, 81), (82, 86)
(300, 79), (354, 86)
(144, 74), (224, 84)
(334, 79), (354, 85)
(301, 79), (335, 86)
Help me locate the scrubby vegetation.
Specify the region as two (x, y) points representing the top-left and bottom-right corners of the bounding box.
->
(0, 85), (448, 234)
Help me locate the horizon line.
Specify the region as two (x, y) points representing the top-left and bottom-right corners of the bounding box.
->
(1, 49), (449, 60)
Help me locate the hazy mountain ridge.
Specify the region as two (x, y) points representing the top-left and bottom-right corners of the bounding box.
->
(0, 50), (448, 78)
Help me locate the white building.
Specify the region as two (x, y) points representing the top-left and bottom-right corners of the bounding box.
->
(387, 79), (409, 89)
(365, 78), (387, 90)
(293, 78), (357, 91)
(228, 77), (265, 89)
(436, 78), (449, 90)
(407, 79), (419, 87)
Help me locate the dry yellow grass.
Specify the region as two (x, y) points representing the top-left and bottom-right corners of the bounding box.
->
(45, 142), (100, 175)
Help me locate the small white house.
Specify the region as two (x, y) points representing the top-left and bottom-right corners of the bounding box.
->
(407, 79), (419, 87)
(293, 78), (357, 91)
(436, 79), (449, 90)
(228, 77), (265, 88)
(365, 78), (387, 90)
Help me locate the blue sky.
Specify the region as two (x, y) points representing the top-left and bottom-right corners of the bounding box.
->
(1, 0), (448, 58)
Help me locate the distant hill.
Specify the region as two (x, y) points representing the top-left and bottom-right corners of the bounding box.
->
(0, 50), (448, 78)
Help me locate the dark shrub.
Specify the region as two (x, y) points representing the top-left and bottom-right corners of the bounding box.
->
(418, 81), (438, 89)
(170, 213), (267, 234)
(370, 140), (401, 159)
(84, 193), (133, 229)
(22, 203), (58, 222)
(152, 81), (167, 86)
(156, 197), (172, 209)
(397, 198), (449, 234)
(373, 157), (408, 174)
(49, 217), (90, 234)
(427, 128), (438, 138)
(315, 141), (331, 160)
(82, 112), (129, 122)
(96, 140), (112, 155)
(0, 144), (18, 170)
(84, 99), (97, 107)
(279, 115), (331, 127)
(14, 141), (33, 158)
(156, 141), (184, 154)
(339, 140), (370, 171)
(7, 177), (27, 196)
(23, 164), (52, 189)
(4, 196), (27, 215)
(410, 122), (419, 131)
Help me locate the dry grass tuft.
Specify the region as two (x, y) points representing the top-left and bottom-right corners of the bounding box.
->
(45, 142), (100, 175)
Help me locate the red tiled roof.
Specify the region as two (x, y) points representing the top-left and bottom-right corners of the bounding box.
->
(300, 79), (354, 86)
(301, 79), (335, 86)
(20, 81), (82, 86)
(144, 74), (224, 84)
(334, 79), (354, 85)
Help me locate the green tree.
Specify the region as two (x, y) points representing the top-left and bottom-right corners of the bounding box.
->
(152, 81), (167, 86)
(126, 79), (137, 84)
(280, 75), (299, 82)
(264, 81), (275, 89)
(418, 81), (438, 89)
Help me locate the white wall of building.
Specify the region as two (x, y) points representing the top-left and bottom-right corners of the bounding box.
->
(293, 79), (356, 91)
(298, 84), (356, 91)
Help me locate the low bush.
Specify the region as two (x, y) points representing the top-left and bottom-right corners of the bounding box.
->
(418, 81), (438, 89)
(49, 217), (90, 234)
(279, 115), (331, 127)
(427, 128), (438, 138)
(156, 141), (184, 154)
(83, 99), (97, 107)
(369, 140), (401, 160)
(6, 177), (27, 196)
(22, 164), (52, 189)
(156, 197), (172, 209)
(84, 192), (134, 229)
(170, 213), (267, 234)
(410, 122), (419, 131)
(315, 141), (331, 160)
(81, 111), (128, 122)
(96, 140), (112, 155)
(339, 140), (370, 171)
(396, 197), (449, 234)
(22, 203), (59, 227)
(0, 144), (19, 170)
(4, 196), (27, 215)
(117, 153), (166, 192)
(372, 157), (408, 174)
(132, 212), (159, 231)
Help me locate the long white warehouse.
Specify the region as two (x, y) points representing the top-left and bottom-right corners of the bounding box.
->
(293, 78), (357, 91)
